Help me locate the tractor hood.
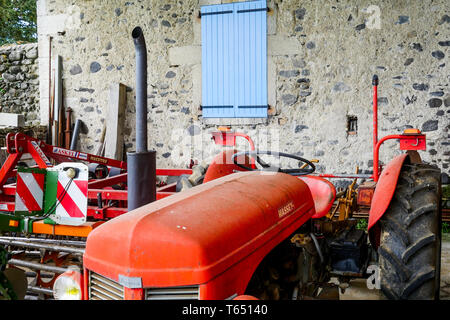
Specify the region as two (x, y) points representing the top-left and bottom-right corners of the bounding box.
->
(83, 171), (314, 288)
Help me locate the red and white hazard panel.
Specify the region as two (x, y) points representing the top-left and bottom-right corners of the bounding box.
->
(14, 169), (46, 213)
(48, 163), (89, 226)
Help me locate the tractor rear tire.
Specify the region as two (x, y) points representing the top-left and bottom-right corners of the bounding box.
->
(378, 163), (442, 300)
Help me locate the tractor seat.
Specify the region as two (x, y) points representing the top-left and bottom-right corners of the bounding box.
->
(298, 176), (336, 219)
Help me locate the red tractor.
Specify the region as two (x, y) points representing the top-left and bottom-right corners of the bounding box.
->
(77, 74), (442, 301)
(0, 27), (441, 301)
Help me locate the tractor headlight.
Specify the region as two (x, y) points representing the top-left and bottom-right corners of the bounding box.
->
(53, 269), (83, 300)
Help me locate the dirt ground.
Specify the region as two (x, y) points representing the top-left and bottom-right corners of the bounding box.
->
(338, 235), (450, 300)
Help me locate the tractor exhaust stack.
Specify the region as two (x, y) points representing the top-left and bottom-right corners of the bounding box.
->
(127, 26), (156, 211)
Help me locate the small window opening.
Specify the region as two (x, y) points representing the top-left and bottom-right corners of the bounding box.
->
(347, 116), (358, 135)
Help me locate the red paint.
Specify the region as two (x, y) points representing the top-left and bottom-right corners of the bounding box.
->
(88, 189), (128, 201)
(373, 83), (378, 180)
(203, 149), (251, 183)
(399, 134), (426, 150)
(198, 207), (315, 300)
(83, 267), (88, 300)
(83, 172), (314, 298)
(211, 131), (236, 146)
(156, 168), (193, 176)
(298, 176), (336, 219)
(15, 172), (44, 211)
(88, 173), (127, 189)
(368, 154), (408, 230)
(211, 131), (256, 168)
(87, 206), (127, 219)
(57, 181), (85, 218)
(0, 153), (21, 189)
(124, 288), (144, 300)
(233, 295), (259, 300)
(373, 134), (426, 182)
(74, 180), (88, 196)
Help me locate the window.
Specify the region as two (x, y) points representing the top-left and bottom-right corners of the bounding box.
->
(347, 115), (358, 135)
(201, 0), (267, 118)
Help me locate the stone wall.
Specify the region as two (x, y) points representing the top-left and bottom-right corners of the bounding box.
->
(36, 0), (449, 176)
(0, 43), (40, 125)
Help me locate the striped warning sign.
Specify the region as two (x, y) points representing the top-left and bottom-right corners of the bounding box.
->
(46, 163), (88, 226)
(15, 170), (45, 213)
(55, 170), (88, 219)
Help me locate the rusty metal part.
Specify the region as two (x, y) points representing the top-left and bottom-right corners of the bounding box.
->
(406, 150), (422, 164)
(316, 219), (358, 236)
(65, 107), (72, 149)
(300, 159), (319, 170)
(0, 239), (85, 255)
(291, 234), (310, 247)
(36, 251), (76, 289)
(327, 166), (359, 220)
(356, 181), (377, 206)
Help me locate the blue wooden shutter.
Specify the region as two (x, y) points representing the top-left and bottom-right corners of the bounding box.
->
(201, 0), (267, 118)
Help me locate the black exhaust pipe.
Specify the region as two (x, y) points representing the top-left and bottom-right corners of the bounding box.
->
(127, 26), (156, 211)
(132, 26), (148, 153)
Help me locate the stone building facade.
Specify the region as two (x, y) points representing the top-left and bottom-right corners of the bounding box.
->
(36, 0), (449, 176)
(0, 43), (40, 125)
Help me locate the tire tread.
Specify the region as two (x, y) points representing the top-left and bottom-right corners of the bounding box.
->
(379, 162), (441, 300)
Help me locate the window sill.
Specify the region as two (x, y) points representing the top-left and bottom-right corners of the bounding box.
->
(201, 118), (269, 126)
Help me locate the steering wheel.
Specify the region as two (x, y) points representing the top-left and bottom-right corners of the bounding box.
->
(231, 150), (316, 176)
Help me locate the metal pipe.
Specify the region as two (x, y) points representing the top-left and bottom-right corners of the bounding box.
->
(47, 36), (53, 144)
(0, 236), (86, 247)
(132, 26), (148, 153)
(127, 151), (156, 210)
(310, 233), (324, 264)
(315, 173), (372, 179)
(70, 119), (83, 150)
(28, 285), (53, 295)
(8, 259), (69, 274)
(127, 26), (156, 211)
(373, 134), (405, 181)
(10, 250), (41, 256)
(25, 271), (54, 278)
(0, 239), (85, 255)
(372, 74), (379, 181)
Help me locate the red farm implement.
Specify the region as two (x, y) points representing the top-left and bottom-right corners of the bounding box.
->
(0, 132), (193, 235)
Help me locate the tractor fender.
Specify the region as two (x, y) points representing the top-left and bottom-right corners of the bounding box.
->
(368, 153), (409, 231)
